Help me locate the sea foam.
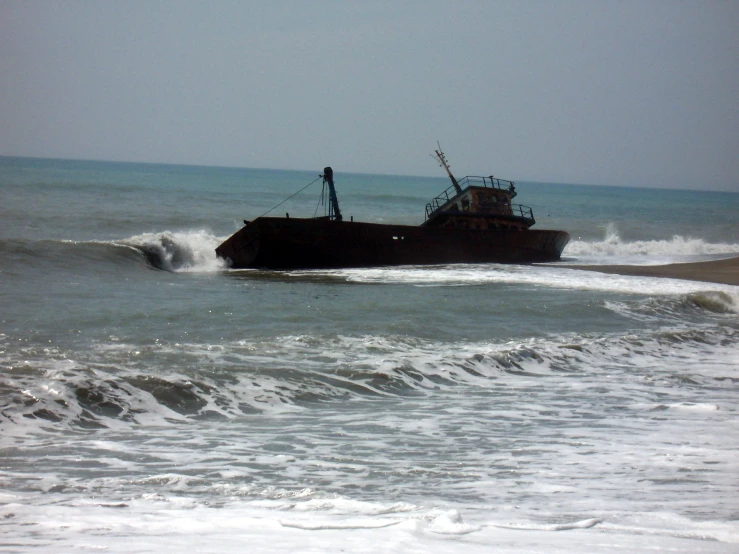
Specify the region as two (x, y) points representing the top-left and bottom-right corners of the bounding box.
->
(564, 223), (739, 263)
(121, 229), (226, 272)
(3, 324), (735, 432)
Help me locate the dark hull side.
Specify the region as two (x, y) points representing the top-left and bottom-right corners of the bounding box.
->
(216, 217), (570, 269)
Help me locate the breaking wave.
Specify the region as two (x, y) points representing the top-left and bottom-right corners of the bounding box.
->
(2, 323), (736, 433)
(605, 291), (739, 319)
(563, 223), (739, 263)
(120, 230), (226, 272)
(1, 230), (227, 274)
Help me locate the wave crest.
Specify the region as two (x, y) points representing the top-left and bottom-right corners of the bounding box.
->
(564, 223), (739, 261)
(3, 327), (736, 433)
(121, 230), (226, 272)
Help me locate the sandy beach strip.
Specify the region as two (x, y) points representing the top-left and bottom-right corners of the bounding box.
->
(562, 256), (739, 287)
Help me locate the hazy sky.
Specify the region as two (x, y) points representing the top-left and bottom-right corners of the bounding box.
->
(1, 1), (737, 190)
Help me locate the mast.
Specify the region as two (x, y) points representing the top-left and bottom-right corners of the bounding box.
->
(322, 166), (342, 221)
(432, 144), (462, 195)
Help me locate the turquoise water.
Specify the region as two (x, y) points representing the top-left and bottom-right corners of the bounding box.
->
(3, 156), (736, 243)
(1, 156), (738, 552)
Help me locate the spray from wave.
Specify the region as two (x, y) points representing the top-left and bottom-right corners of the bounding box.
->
(120, 230), (226, 272)
(564, 223), (739, 263)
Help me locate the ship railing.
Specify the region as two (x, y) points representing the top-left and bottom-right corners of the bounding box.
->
(425, 183), (459, 218)
(425, 200), (535, 224)
(513, 204), (535, 225)
(458, 175), (515, 191)
(425, 175), (517, 220)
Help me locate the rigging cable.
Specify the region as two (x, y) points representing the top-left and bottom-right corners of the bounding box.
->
(313, 180), (326, 218)
(254, 175), (323, 220)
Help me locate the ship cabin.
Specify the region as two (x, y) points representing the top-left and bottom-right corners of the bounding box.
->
(422, 175), (535, 231)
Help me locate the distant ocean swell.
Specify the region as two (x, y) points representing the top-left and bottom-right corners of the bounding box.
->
(2, 324), (735, 432)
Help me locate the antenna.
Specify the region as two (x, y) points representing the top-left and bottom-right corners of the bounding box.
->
(432, 142), (462, 194)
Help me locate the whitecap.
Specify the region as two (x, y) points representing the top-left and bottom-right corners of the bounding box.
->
(491, 517), (602, 531)
(563, 223), (739, 264)
(120, 229), (227, 272)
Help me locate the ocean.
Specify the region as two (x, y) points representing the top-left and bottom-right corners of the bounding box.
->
(1, 156), (738, 553)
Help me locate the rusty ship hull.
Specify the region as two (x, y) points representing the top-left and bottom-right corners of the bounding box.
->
(216, 152), (570, 270)
(216, 217), (570, 269)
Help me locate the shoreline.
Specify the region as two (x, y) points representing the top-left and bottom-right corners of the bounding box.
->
(560, 256), (739, 287)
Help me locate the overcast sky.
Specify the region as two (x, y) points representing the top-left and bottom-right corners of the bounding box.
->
(1, 1), (737, 190)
